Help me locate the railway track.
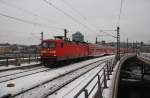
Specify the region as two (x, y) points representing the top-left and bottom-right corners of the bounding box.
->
(0, 57), (106, 84)
(0, 55), (114, 98)
(0, 66), (50, 83)
(0, 62), (40, 72)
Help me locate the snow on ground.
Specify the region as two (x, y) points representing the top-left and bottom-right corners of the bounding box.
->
(0, 66), (43, 78)
(0, 55), (114, 97)
(102, 75), (113, 98)
(0, 62), (40, 71)
(48, 63), (106, 98)
(0, 67), (49, 83)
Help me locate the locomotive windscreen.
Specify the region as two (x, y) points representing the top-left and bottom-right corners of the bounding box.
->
(42, 42), (56, 48)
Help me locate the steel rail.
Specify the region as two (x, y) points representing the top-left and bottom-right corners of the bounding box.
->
(0, 63), (40, 72)
(0, 66), (44, 78)
(0, 66), (51, 83)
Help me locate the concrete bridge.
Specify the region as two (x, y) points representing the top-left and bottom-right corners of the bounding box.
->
(104, 53), (150, 98)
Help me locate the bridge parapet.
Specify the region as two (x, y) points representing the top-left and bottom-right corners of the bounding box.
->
(108, 54), (136, 98)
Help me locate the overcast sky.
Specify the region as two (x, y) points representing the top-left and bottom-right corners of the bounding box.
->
(0, 0), (150, 45)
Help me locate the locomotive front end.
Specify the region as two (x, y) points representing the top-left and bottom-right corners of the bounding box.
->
(40, 40), (57, 64)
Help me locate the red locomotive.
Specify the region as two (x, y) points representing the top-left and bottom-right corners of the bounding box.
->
(40, 35), (116, 65)
(40, 36), (89, 63)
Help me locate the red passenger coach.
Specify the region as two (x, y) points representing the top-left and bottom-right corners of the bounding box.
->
(88, 44), (105, 57)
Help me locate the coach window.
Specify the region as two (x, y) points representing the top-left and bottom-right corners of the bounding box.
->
(61, 42), (64, 48)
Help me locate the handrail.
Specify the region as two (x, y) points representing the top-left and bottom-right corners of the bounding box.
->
(73, 58), (114, 98)
(0, 56), (40, 66)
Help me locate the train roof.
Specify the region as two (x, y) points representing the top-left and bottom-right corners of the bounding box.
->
(43, 39), (114, 48)
(43, 39), (89, 44)
(43, 39), (64, 42)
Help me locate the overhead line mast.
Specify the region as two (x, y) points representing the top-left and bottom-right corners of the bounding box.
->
(41, 32), (44, 44)
(116, 27), (120, 60)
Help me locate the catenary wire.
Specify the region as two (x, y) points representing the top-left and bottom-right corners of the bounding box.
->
(117, 0), (123, 26)
(60, 0), (99, 33)
(0, 12), (64, 30)
(61, 0), (87, 20)
(43, 0), (96, 33)
(0, 0), (67, 28)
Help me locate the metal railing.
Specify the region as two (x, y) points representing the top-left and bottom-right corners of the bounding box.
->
(140, 53), (150, 60)
(0, 54), (40, 66)
(73, 59), (114, 98)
